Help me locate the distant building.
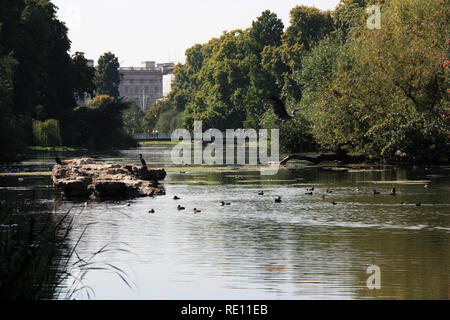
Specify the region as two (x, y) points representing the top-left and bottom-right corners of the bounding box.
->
(76, 60), (174, 109)
(119, 61), (174, 111)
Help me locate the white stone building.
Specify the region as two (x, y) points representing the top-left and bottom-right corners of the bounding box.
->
(119, 61), (174, 111)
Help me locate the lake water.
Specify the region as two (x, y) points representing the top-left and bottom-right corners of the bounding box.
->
(1, 144), (449, 299)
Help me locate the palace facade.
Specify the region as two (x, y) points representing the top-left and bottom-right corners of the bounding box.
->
(119, 61), (174, 111)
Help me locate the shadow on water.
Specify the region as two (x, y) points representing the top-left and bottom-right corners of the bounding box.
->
(0, 144), (449, 299)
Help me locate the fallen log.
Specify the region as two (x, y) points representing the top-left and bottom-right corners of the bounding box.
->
(279, 153), (365, 165)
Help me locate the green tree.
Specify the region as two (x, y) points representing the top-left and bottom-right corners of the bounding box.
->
(312, 0), (450, 162)
(0, 0), (100, 156)
(248, 10), (284, 52)
(71, 52), (96, 102)
(296, 38), (343, 118)
(122, 98), (144, 134)
(143, 99), (183, 133)
(68, 95), (135, 150)
(282, 5), (334, 51)
(245, 10), (284, 127)
(0, 49), (25, 161)
(261, 5), (334, 100)
(32, 119), (62, 147)
(332, 0), (370, 42)
(94, 52), (120, 98)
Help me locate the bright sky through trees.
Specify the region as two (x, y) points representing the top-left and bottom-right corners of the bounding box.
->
(53, 0), (340, 66)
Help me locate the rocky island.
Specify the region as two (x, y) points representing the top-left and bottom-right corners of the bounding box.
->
(52, 158), (166, 198)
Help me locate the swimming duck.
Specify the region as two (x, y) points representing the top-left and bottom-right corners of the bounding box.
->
(390, 188), (396, 195)
(326, 189), (333, 193)
(275, 196), (282, 203)
(194, 208), (201, 214)
(354, 187), (360, 192)
(306, 187), (314, 191)
(177, 205), (185, 211)
(322, 195), (325, 199)
(305, 192), (313, 195)
(258, 191), (264, 195)
(125, 202), (130, 207)
(220, 201), (231, 206)
(173, 196), (180, 200)
(332, 202), (338, 205)
(401, 202), (407, 206)
(373, 190), (380, 195)
(148, 209), (155, 213)
(416, 203), (421, 207)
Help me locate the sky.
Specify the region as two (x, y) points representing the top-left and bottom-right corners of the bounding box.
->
(53, 0), (341, 67)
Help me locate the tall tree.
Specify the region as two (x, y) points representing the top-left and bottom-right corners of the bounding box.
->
(248, 10), (284, 52)
(245, 10), (284, 127)
(71, 52), (96, 102)
(94, 52), (120, 98)
(312, 0), (450, 162)
(122, 98), (144, 134)
(261, 5), (334, 100)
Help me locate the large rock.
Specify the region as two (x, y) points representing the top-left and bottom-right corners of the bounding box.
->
(52, 158), (166, 198)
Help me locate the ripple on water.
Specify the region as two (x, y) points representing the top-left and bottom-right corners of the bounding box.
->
(2, 149), (449, 299)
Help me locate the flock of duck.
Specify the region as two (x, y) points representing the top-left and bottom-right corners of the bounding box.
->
(268, 186), (422, 206)
(140, 183), (426, 215)
(70, 155), (428, 213)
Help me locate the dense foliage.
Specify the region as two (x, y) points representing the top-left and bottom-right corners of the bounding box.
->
(309, 0), (449, 163)
(66, 95), (136, 150)
(94, 52), (120, 98)
(122, 98), (145, 135)
(0, 0), (134, 160)
(32, 118), (62, 147)
(1, 0), (449, 163)
(157, 0), (449, 163)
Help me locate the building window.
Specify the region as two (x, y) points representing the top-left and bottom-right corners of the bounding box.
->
(135, 87), (139, 94)
(145, 86), (149, 94)
(125, 86), (129, 93)
(155, 87), (159, 93)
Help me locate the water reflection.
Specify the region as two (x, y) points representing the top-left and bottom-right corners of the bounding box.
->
(0, 146), (448, 299)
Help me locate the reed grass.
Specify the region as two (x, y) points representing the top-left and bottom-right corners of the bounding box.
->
(0, 200), (135, 300)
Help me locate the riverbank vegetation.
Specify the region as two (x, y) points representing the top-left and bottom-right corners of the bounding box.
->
(144, 0), (449, 164)
(0, 198), (136, 299)
(0, 199), (74, 299)
(1, 0), (449, 164)
(0, 1), (135, 162)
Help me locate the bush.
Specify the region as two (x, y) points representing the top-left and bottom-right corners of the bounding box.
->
(67, 95), (137, 150)
(260, 99), (316, 153)
(32, 119), (62, 147)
